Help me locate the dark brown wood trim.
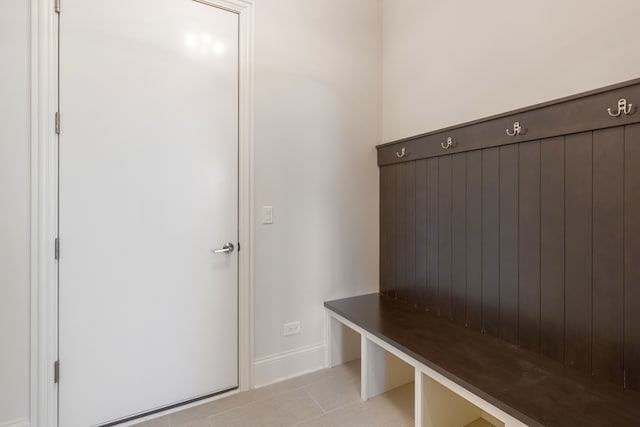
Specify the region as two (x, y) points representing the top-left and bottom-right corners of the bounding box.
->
(377, 78), (640, 166)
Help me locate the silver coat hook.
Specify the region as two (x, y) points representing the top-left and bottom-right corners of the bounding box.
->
(441, 137), (454, 150)
(506, 121), (523, 137)
(608, 98), (633, 117)
(396, 147), (407, 158)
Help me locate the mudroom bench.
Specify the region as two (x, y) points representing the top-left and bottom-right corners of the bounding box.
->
(325, 294), (640, 427)
(325, 77), (640, 427)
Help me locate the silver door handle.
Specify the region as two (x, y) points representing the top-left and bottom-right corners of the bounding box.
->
(212, 242), (234, 254)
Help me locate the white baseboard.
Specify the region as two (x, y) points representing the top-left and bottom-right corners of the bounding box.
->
(253, 343), (326, 388)
(0, 418), (29, 427)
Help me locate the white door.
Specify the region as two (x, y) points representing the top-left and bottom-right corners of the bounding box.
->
(58, 1), (238, 426)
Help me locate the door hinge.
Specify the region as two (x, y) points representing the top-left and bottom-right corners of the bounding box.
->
(55, 237), (59, 260)
(55, 112), (60, 134)
(55, 0), (60, 13)
(54, 360), (60, 383)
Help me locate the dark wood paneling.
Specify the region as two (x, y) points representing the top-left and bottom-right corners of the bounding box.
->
(438, 156), (453, 319)
(518, 141), (541, 352)
(379, 165), (392, 295)
(625, 124), (640, 390)
(378, 80), (640, 166)
(482, 147), (500, 336)
(404, 162), (416, 304)
(540, 136), (565, 363)
(564, 132), (593, 375)
(426, 158), (439, 312)
(377, 81), (640, 392)
(592, 127), (624, 385)
(415, 160), (428, 309)
(499, 145), (519, 344)
(452, 153), (467, 326)
(466, 151), (483, 331)
(393, 163), (406, 299)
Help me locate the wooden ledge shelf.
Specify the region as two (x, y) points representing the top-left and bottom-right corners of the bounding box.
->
(325, 293), (640, 427)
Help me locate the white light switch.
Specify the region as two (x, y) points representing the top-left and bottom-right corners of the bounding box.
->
(262, 206), (273, 224)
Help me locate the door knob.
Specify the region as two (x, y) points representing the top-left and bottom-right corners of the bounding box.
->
(212, 242), (234, 254)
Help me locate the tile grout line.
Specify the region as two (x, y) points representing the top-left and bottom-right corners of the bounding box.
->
(292, 397), (365, 427)
(207, 369), (344, 424)
(304, 377), (363, 415)
(301, 385), (327, 415)
(205, 382), (315, 423)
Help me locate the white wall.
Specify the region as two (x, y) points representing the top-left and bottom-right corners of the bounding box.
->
(253, 0), (382, 383)
(383, 0), (640, 142)
(0, 0), (31, 424)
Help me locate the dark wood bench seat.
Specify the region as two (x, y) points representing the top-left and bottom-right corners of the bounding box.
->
(324, 293), (640, 427)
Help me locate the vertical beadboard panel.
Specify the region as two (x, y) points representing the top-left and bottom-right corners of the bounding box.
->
(452, 153), (467, 326)
(466, 150), (483, 331)
(415, 160), (428, 309)
(625, 123), (640, 390)
(518, 141), (541, 353)
(482, 148), (500, 336)
(404, 162), (417, 304)
(438, 156), (453, 318)
(564, 132), (593, 375)
(499, 145), (519, 344)
(540, 136), (566, 363)
(379, 165), (392, 295)
(426, 158), (439, 312)
(592, 127), (624, 385)
(391, 163), (406, 298)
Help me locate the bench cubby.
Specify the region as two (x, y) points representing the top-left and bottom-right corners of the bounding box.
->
(418, 373), (503, 427)
(327, 313), (361, 368)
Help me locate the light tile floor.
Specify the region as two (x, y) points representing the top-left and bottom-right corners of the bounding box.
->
(133, 360), (414, 427)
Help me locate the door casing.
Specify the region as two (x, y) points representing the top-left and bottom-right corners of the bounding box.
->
(29, 0), (255, 425)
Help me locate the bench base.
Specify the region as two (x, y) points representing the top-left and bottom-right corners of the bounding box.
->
(325, 293), (640, 426)
(326, 307), (524, 427)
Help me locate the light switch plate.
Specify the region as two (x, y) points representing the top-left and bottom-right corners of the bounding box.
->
(262, 206), (273, 224)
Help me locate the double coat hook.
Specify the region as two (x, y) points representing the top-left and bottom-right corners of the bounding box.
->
(441, 137), (455, 150)
(506, 121), (524, 137)
(608, 98), (633, 117)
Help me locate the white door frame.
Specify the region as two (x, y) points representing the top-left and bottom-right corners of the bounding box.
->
(29, 0), (255, 425)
